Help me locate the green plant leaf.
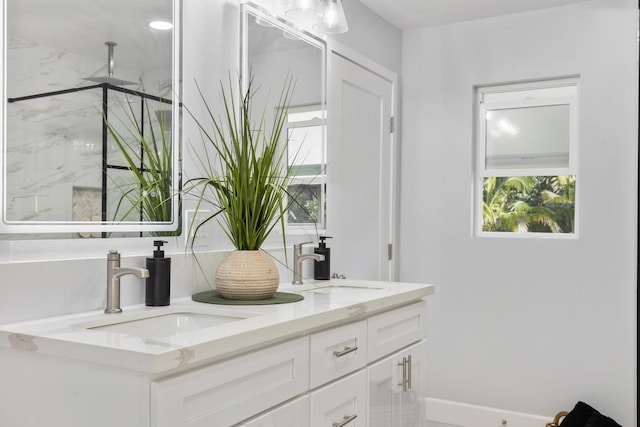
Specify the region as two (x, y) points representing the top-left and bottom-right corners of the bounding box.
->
(183, 72), (300, 251)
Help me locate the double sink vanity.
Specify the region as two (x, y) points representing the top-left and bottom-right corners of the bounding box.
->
(0, 279), (434, 427)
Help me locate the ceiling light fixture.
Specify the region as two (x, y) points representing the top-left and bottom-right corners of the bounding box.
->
(285, 0), (323, 21)
(279, 0), (349, 34)
(314, 0), (348, 34)
(149, 21), (173, 31)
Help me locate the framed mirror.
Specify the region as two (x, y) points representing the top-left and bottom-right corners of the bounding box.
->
(241, 2), (327, 232)
(0, 0), (181, 236)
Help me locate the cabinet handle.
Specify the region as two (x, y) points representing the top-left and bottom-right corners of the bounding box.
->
(407, 355), (412, 390)
(398, 356), (413, 391)
(332, 414), (358, 427)
(398, 357), (408, 391)
(333, 345), (358, 358)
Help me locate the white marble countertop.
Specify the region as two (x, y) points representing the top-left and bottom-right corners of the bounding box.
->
(0, 279), (434, 376)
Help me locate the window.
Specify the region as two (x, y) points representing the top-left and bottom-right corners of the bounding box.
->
(475, 79), (578, 236)
(286, 106), (326, 230)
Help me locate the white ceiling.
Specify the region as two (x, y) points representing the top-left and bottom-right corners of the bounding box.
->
(359, 0), (596, 30)
(6, 0), (598, 77)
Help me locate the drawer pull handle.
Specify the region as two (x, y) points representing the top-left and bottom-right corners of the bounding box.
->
(333, 345), (358, 358)
(333, 414), (358, 427)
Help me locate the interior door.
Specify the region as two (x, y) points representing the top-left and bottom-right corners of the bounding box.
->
(327, 53), (395, 281)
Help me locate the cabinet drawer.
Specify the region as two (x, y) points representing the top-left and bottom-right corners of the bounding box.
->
(151, 337), (309, 427)
(240, 395), (310, 427)
(310, 320), (367, 388)
(310, 370), (368, 427)
(367, 300), (427, 362)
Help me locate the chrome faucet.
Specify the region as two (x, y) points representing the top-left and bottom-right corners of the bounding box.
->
(292, 242), (325, 285)
(105, 250), (149, 314)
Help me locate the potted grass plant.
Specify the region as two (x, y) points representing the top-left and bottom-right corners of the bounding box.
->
(183, 73), (298, 300)
(105, 97), (177, 236)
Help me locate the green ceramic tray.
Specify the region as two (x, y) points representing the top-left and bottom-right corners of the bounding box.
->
(192, 290), (304, 305)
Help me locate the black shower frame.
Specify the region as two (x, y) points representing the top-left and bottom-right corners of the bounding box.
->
(8, 83), (172, 224)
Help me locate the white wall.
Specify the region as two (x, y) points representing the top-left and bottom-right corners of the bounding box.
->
(331, 0), (402, 74)
(399, 1), (637, 426)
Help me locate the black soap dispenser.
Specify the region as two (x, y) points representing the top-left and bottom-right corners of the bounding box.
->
(145, 240), (171, 306)
(314, 236), (332, 280)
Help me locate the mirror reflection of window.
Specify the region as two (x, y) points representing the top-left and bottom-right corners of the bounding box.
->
(286, 106), (326, 228)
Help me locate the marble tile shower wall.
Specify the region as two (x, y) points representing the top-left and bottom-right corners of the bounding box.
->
(4, 36), (146, 226)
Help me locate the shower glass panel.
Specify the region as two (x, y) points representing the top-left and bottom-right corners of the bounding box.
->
(6, 84), (172, 229)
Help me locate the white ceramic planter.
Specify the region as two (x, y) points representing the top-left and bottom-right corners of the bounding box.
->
(215, 250), (279, 299)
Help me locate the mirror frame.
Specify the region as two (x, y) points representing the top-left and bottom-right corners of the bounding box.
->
(0, 0), (182, 234)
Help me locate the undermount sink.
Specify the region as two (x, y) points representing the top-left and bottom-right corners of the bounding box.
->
(283, 279), (388, 294)
(72, 307), (258, 338)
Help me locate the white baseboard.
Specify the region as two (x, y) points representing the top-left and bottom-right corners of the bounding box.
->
(426, 398), (552, 427)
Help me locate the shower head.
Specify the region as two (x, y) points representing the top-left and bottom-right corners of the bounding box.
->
(82, 41), (138, 86)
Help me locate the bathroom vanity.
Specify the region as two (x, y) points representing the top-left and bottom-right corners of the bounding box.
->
(0, 280), (434, 427)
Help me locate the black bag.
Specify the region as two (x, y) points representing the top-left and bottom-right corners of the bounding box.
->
(551, 401), (621, 427)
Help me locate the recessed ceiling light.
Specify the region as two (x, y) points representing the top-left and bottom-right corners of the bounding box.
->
(149, 21), (173, 30)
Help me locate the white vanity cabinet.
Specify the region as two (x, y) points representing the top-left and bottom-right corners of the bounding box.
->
(238, 300), (427, 427)
(0, 282), (434, 427)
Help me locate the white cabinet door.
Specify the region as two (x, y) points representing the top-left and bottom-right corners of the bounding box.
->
(399, 341), (426, 427)
(368, 351), (400, 426)
(368, 341), (427, 427)
(241, 395), (310, 427)
(310, 370), (368, 427)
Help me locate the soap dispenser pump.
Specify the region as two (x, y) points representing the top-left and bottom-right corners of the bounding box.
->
(145, 240), (171, 306)
(314, 236), (332, 280)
